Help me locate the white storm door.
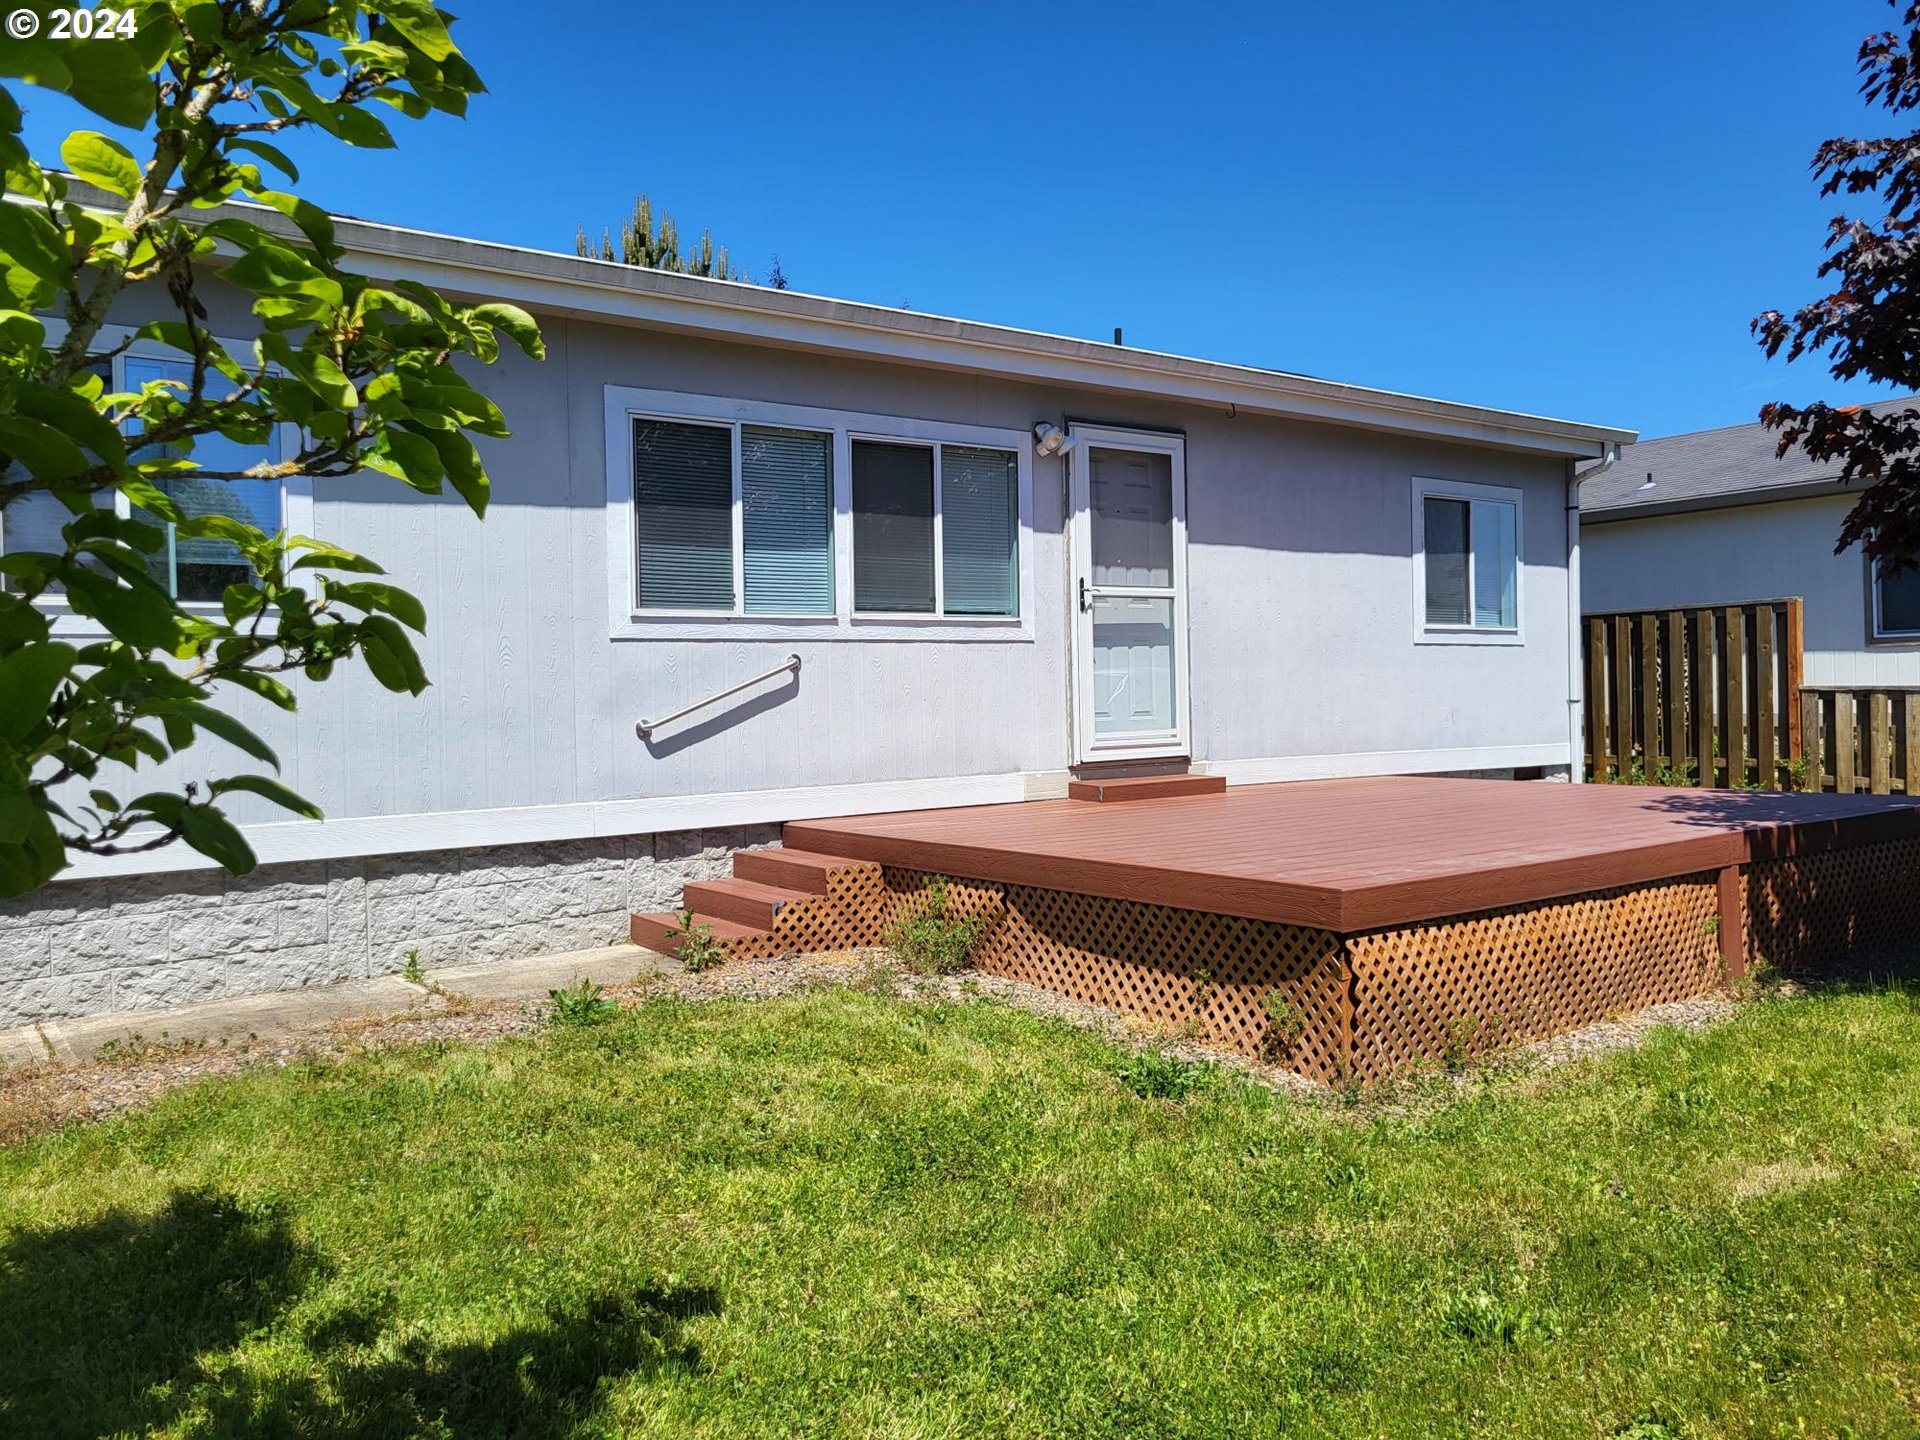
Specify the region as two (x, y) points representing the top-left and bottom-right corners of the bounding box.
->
(1069, 426), (1191, 762)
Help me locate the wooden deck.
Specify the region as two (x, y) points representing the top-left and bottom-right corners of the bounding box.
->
(785, 776), (1920, 932)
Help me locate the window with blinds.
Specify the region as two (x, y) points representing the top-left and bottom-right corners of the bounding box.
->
(742, 425), (833, 614)
(1421, 490), (1517, 632)
(620, 402), (1025, 627)
(634, 418), (734, 610)
(940, 446), (1018, 617)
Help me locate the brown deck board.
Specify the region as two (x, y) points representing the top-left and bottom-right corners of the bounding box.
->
(784, 776), (1920, 931)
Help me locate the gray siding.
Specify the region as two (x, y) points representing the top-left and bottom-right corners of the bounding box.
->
(1581, 495), (1920, 689)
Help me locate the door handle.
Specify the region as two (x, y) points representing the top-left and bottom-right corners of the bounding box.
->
(1079, 578), (1091, 613)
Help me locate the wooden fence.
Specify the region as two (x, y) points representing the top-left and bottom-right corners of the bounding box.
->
(1800, 688), (1920, 796)
(1583, 599), (1805, 789)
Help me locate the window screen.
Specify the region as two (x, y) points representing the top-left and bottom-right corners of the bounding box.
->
(940, 445), (1018, 617)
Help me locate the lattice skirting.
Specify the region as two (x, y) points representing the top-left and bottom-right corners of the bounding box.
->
(1747, 836), (1920, 974)
(1346, 875), (1723, 1079)
(877, 869), (1729, 1084)
(880, 868), (1351, 1083)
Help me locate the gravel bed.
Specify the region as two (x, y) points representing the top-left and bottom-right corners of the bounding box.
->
(0, 949), (1767, 1141)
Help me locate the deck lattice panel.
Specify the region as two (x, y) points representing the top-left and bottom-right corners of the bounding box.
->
(883, 869), (1351, 1084)
(1345, 874), (1723, 1079)
(1748, 836), (1920, 973)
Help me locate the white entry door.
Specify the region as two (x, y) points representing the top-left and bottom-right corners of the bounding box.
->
(1069, 425), (1191, 762)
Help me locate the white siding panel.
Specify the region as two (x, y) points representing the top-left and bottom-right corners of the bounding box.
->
(1582, 494), (1920, 689)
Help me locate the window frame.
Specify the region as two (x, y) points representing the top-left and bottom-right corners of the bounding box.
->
(604, 386), (1034, 642)
(1869, 555), (1920, 643)
(1410, 475), (1524, 646)
(3, 321), (310, 634)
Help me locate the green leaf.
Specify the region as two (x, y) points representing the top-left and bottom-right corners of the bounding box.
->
(140, 699), (280, 768)
(229, 138), (299, 183)
(0, 793), (65, 897)
(358, 613), (429, 694)
(289, 538), (385, 574)
(221, 669), (298, 711)
(361, 426), (443, 493)
(249, 188), (336, 257)
(61, 568), (182, 649)
(471, 303), (545, 360)
(59, 130), (140, 198)
(0, 202), (69, 305)
(0, 414), (91, 479)
(0, 640), (73, 742)
(371, 0), (458, 61)
(211, 774), (323, 820)
(178, 805), (256, 875)
(330, 579), (426, 632)
(57, 36), (154, 129)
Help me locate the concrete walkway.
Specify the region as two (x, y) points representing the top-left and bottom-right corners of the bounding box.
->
(0, 943), (677, 1071)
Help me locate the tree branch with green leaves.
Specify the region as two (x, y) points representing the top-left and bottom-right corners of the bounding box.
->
(0, 0), (543, 895)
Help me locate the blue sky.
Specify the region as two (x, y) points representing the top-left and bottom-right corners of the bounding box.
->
(12, 0), (1901, 439)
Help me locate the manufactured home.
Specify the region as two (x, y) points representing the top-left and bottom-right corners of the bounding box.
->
(0, 203), (1636, 1027)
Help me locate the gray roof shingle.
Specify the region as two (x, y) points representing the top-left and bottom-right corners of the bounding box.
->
(1580, 396), (1920, 519)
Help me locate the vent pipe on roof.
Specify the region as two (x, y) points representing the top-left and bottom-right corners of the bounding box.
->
(1113, 326), (1123, 346)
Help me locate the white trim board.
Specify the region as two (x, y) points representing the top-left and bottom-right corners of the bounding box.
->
(51, 743), (1572, 883)
(51, 771), (1074, 880)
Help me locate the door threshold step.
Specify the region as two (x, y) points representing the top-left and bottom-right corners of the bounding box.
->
(1068, 773), (1226, 803)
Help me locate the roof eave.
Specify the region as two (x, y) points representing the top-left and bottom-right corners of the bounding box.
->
(322, 211), (1632, 460)
(1582, 476), (1849, 523)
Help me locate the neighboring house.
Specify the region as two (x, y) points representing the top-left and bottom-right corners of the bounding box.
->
(1580, 399), (1920, 686)
(0, 199), (1631, 1026)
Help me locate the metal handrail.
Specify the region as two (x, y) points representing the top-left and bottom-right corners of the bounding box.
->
(635, 654), (801, 739)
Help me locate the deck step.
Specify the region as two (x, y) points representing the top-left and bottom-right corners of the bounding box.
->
(681, 876), (814, 928)
(1068, 773), (1226, 803)
(732, 846), (876, 892)
(630, 910), (768, 956)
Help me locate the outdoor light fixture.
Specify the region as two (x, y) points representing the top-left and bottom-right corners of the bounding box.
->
(1033, 422), (1074, 457)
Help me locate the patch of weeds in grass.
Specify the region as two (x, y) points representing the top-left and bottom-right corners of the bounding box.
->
(1610, 1406), (1686, 1439)
(1114, 1048), (1215, 1101)
(400, 948), (426, 985)
(1438, 1288), (1559, 1347)
(547, 979), (620, 1028)
(888, 875), (985, 976)
(675, 911), (730, 973)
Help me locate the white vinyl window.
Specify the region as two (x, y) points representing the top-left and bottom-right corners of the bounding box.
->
(1412, 477), (1523, 644)
(1872, 560), (1920, 641)
(606, 387), (1032, 641)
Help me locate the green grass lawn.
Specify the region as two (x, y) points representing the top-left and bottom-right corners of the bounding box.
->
(3, 986), (1919, 1439)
